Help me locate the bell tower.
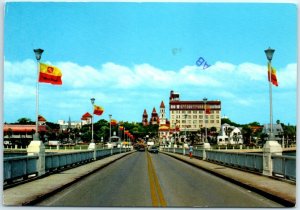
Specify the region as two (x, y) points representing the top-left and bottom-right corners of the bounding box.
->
(142, 109), (148, 126)
(159, 101), (166, 125)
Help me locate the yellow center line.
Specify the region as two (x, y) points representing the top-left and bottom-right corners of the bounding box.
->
(147, 152), (167, 207)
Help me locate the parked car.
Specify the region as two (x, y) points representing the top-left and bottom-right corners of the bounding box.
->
(148, 146), (159, 153)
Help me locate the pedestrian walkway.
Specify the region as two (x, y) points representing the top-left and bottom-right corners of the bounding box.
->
(160, 151), (296, 207)
(3, 151), (135, 206)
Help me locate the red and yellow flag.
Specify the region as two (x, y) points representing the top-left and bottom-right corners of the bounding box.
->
(268, 63), (278, 86)
(110, 119), (117, 126)
(39, 63), (62, 85)
(205, 105), (211, 114)
(119, 126), (124, 131)
(94, 105), (104, 116)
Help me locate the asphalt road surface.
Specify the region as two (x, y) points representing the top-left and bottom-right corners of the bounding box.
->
(37, 151), (283, 207)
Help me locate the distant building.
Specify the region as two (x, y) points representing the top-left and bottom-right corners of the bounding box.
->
(159, 101), (167, 125)
(57, 113), (92, 131)
(3, 115), (48, 144)
(150, 107), (159, 125)
(262, 124), (284, 141)
(217, 123), (243, 145)
(142, 109), (148, 126)
(81, 112), (92, 125)
(169, 90), (221, 132)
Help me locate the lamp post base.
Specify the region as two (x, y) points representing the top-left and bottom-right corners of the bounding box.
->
(263, 140), (282, 176)
(27, 140), (45, 175)
(88, 142), (96, 150)
(203, 142), (211, 149)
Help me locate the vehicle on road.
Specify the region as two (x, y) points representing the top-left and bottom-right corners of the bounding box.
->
(137, 144), (146, 152)
(148, 145), (158, 153)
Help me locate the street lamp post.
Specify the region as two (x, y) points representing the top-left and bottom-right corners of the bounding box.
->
(33, 48), (44, 140)
(264, 47), (275, 140)
(262, 47), (282, 176)
(184, 114), (187, 143)
(203, 97), (208, 143)
(203, 97), (210, 150)
(27, 49), (46, 176)
(88, 98), (96, 151)
(90, 98), (95, 143)
(109, 114), (112, 143)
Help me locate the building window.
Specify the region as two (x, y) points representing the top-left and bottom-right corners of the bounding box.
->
(193, 110), (197, 114)
(210, 115), (214, 119)
(210, 120), (214, 123)
(193, 115), (197, 119)
(199, 115), (203, 119)
(199, 120), (203, 123)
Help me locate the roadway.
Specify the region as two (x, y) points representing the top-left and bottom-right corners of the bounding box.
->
(37, 151), (283, 207)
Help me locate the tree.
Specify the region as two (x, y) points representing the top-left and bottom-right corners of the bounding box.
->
(242, 125), (253, 145)
(17, 118), (34, 124)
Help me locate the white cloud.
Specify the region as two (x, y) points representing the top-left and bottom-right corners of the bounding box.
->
(236, 62), (266, 81)
(277, 63), (297, 88)
(4, 82), (35, 99)
(4, 59), (296, 123)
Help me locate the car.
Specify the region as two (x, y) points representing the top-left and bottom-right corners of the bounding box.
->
(137, 145), (146, 152)
(148, 146), (159, 153)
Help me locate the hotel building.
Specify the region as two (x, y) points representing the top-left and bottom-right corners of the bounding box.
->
(169, 90), (221, 132)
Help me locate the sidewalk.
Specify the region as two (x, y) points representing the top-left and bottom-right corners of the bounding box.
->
(161, 151), (296, 207)
(3, 151), (135, 206)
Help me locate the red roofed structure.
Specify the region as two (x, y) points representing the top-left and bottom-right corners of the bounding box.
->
(81, 112), (92, 120)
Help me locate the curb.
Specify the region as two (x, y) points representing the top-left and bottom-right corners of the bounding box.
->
(19, 151), (135, 206)
(160, 151), (295, 207)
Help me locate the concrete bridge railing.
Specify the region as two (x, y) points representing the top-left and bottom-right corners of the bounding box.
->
(4, 147), (132, 185)
(161, 147), (296, 182)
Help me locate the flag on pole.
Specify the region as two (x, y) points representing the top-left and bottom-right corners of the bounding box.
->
(94, 105), (104, 116)
(205, 105), (211, 114)
(119, 126), (124, 131)
(39, 63), (62, 85)
(268, 63), (278, 86)
(110, 119), (117, 126)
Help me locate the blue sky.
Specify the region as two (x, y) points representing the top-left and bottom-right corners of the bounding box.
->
(3, 2), (298, 125)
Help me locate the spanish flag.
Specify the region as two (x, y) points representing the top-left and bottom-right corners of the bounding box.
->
(268, 63), (278, 87)
(110, 119), (117, 126)
(205, 105), (211, 114)
(119, 126), (124, 131)
(94, 105), (104, 116)
(39, 63), (62, 85)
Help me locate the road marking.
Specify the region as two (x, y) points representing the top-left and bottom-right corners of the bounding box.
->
(147, 152), (167, 207)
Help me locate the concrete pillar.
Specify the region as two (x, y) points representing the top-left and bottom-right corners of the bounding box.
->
(202, 143), (211, 160)
(263, 140), (282, 176)
(27, 140), (45, 176)
(183, 147), (185, 155)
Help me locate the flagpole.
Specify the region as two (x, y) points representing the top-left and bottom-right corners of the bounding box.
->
(33, 49), (44, 140)
(265, 47), (275, 140)
(203, 97), (207, 143)
(109, 114), (112, 143)
(268, 61), (273, 139)
(91, 98), (95, 143)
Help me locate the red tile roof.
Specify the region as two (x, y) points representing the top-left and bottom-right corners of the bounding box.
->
(81, 112), (92, 120)
(3, 124), (47, 132)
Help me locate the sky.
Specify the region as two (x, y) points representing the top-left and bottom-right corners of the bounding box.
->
(3, 2), (298, 125)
